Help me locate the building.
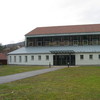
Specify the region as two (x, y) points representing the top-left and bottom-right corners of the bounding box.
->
(8, 24), (100, 66)
(0, 53), (7, 65)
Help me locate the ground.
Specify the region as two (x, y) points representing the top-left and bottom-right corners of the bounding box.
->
(0, 66), (100, 100)
(0, 65), (47, 76)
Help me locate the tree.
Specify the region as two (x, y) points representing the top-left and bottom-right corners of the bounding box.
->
(0, 43), (5, 53)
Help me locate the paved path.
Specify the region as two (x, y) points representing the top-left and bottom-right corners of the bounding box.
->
(0, 67), (66, 84)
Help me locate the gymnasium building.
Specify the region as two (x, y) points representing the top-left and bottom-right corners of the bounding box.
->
(8, 24), (100, 66)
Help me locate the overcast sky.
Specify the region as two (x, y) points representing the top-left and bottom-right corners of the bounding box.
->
(0, 0), (100, 45)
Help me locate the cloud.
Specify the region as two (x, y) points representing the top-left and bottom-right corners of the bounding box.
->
(77, 0), (100, 23)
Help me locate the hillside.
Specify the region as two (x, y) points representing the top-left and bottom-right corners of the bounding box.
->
(0, 41), (25, 54)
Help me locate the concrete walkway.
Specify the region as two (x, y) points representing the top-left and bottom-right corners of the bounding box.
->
(0, 67), (66, 84)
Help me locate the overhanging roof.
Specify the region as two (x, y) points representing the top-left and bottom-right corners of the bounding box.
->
(8, 45), (100, 55)
(50, 50), (75, 54)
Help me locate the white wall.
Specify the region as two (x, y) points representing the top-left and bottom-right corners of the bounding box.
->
(8, 52), (100, 66)
(76, 53), (100, 65)
(8, 54), (53, 66)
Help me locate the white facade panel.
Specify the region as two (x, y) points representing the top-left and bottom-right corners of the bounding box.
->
(8, 52), (100, 66)
(8, 54), (53, 66)
(76, 53), (100, 65)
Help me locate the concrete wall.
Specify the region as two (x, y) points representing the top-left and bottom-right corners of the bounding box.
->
(8, 54), (53, 66)
(76, 53), (100, 65)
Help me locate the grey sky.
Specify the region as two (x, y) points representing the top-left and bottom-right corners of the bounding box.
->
(0, 0), (100, 45)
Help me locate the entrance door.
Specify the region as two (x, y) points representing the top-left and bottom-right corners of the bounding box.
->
(53, 55), (75, 66)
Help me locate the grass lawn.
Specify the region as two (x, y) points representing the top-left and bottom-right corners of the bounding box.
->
(0, 66), (100, 100)
(0, 65), (47, 76)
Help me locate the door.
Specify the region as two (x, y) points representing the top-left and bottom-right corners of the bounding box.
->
(53, 55), (75, 66)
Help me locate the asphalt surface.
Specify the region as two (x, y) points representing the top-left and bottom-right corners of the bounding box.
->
(0, 67), (65, 84)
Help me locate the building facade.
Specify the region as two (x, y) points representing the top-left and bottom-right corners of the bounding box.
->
(8, 24), (100, 66)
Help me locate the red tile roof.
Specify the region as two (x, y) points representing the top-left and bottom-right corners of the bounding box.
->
(26, 24), (100, 36)
(0, 53), (7, 60)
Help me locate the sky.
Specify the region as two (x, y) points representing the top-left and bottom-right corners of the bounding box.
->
(0, 0), (100, 45)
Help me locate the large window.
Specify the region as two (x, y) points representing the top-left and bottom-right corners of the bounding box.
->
(26, 35), (100, 47)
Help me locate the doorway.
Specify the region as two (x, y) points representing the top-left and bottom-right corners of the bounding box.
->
(53, 55), (75, 66)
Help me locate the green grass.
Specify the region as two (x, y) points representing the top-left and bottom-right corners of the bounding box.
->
(0, 65), (47, 76)
(0, 66), (100, 100)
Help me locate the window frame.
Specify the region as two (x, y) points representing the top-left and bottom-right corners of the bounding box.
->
(89, 55), (93, 60)
(19, 56), (21, 62)
(80, 55), (84, 60)
(38, 55), (41, 60)
(14, 56), (16, 62)
(46, 55), (49, 60)
(10, 56), (12, 62)
(25, 56), (28, 62)
(31, 56), (34, 60)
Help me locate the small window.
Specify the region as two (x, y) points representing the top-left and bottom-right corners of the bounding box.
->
(19, 56), (21, 62)
(10, 56), (12, 62)
(38, 56), (41, 60)
(80, 55), (84, 60)
(14, 56), (16, 62)
(31, 56), (34, 60)
(25, 56), (27, 62)
(46, 55), (49, 60)
(98, 55), (100, 59)
(89, 55), (93, 59)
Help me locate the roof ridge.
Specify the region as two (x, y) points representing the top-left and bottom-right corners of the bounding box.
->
(36, 23), (100, 28)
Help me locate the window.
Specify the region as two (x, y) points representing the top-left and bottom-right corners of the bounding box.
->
(25, 56), (27, 62)
(89, 55), (93, 59)
(92, 40), (98, 45)
(98, 55), (100, 59)
(65, 41), (69, 45)
(10, 56), (12, 62)
(19, 56), (21, 62)
(46, 55), (49, 60)
(38, 56), (41, 60)
(82, 40), (88, 45)
(28, 42), (33, 46)
(80, 55), (84, 60)
(37, 41), (42, 46)
(14, 56), (16, 62)
(31, 56), (34, 60)
(73, 40), (78, 45)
